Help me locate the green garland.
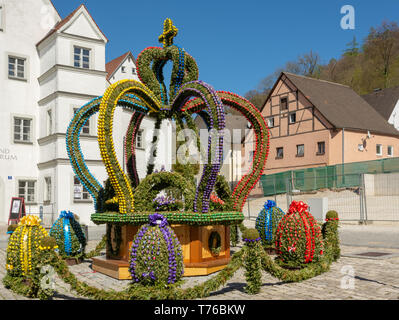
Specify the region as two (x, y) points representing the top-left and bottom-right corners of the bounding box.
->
(146, 114), (164, 175)
(230, 224), (239, 246)
(133, 171), (195, 212)
(208, 231), (222, 256)
(91, 211), (244, 226)
(242, 239), (262, 294)
(3, 217), (340, 300)
(106, 224), (122, 257)
(85, 235), (107, 259)
(136, 45), (199, 104)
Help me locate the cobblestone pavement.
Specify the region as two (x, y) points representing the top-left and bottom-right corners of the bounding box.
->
(0, 241), (398, 300)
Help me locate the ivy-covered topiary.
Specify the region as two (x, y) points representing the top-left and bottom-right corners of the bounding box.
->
(326, 210), (339, 220)
(129, 214), (184, 285)
(255, 200), (285, 247)
(323, 211), (340, 261)
(50, 211), (87, 259)
(6, 215), (49, 277)
(134, 171), (195, 212)
(275, 201), (324, 268)
(242, 228), (262, 294)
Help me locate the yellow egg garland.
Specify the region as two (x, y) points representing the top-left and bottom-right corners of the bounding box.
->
(6, 215), (49, 277)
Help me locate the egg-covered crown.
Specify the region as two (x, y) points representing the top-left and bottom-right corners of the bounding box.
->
(136, 18), (199, 106)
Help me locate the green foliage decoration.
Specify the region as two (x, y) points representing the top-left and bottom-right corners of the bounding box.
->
(255, 200), (284, 247)
(49, 211), (87, 260)
(3, 214), (340, 299)
(322, 211), (340, 261)
(275, 201), (324, 269)
(129, 214), (184, 285)
(208, 231), (222, 256)
(106, 224), (122, 257)
(91, 211), (244, 226)
(136, 45), (199, 104)
(242, 229), (262, 294)
(133, 171), (195, 212)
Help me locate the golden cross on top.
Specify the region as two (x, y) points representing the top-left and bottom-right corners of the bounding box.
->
(159, 18), (178, 48)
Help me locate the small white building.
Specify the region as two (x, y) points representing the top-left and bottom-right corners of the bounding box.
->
(0, 1), (172, 225)
(363, 87), (399, 132)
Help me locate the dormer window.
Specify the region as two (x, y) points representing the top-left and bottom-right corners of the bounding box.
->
(74, 46), (90, 69)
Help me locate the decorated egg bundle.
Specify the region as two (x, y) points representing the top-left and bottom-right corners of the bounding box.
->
(255, 200), (285, 246)
(129, 213), (184, 285)
(275, 201), (324, 267)
(50, 211), (87, 258)
(6, 215), (49, 276)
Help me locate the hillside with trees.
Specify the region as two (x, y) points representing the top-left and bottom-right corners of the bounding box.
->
(246, 21), (399, 110)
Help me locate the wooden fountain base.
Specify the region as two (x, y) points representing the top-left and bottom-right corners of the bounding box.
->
(92, 224), (231, 279)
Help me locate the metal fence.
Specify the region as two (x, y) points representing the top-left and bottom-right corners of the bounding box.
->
(245, 172), (399, 222)
(260, 157), (399, 196)
(24, 203), (55, 227)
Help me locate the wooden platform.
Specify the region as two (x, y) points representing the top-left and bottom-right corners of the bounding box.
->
(92, 224), (231, 279)
(92, 256), (231, 279)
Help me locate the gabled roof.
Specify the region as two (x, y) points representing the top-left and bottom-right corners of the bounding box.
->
(36, 4), (108, 47)
(261, 72), (399, 136)
(106, 51), (137, 81)
(362, 86), (399, 121)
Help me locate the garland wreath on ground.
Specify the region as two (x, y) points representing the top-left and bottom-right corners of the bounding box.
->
(3, 209), (340, 300)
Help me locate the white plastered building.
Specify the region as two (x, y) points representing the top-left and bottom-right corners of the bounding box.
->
(0, 1), (172, 225)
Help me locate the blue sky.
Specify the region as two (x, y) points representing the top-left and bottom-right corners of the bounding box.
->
(51, 0), (399, 97)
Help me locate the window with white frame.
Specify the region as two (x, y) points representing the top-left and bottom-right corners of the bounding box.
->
(376, 144), (382, 156)
(74, 108), (90, 134)
(47, 109), (53, 135)
(276, 147), (284, 159)
(267, 117), (274, 128)
(18, 180), (36, 203)
(44, 177), (51, 202)
(289, 112), (296, 124)
(8, 56), (26, 79)
(132, 67), (136, 75)
(14, 117), (32, 143)
(136, 129), (144, 148)
(388, 145), (393, 156)
(297, 144), (305, 157)
(73, 46), (90, 69)
(73, 176), (90, 201)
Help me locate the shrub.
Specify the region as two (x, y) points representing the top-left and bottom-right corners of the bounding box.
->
(255, 200), (284, 247)
(275, 201), (324, 268)
(129, 214), (184, 285)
